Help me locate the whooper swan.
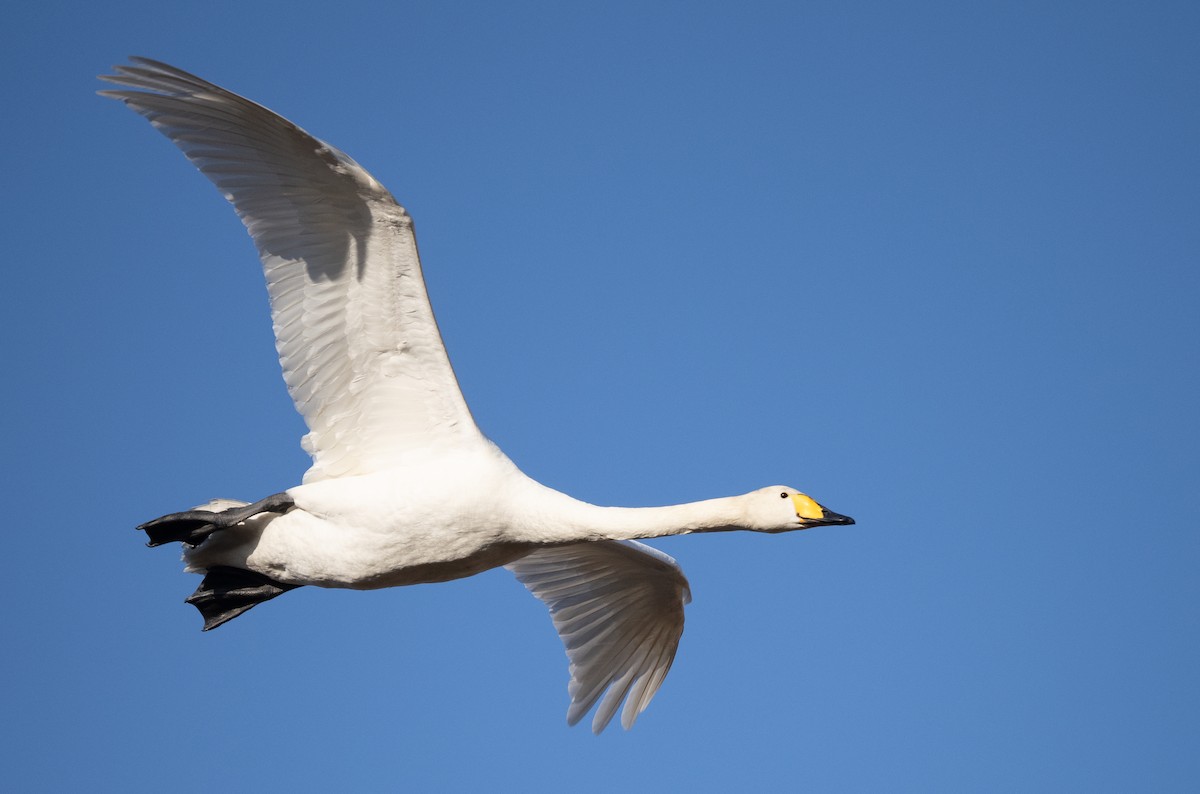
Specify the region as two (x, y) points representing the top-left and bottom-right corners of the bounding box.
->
(100, 57), (854, 733)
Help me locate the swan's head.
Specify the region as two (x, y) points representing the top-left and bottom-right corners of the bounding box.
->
(748, 486), (855, 533)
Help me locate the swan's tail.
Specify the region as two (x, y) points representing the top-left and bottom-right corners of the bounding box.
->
(185, 566), (301, 631)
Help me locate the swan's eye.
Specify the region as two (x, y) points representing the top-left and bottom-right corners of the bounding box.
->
(780, 492), (788, 498)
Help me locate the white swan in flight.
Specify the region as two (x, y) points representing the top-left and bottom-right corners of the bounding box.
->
(100, 57), (854, 733)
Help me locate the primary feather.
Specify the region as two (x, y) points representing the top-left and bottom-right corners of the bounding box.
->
(101, 57), (476, 482)
(507, 541), (691, 732)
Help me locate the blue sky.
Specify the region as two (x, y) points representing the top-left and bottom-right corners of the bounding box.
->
(3, 1), (1198, 790)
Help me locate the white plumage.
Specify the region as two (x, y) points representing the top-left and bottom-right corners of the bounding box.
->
(101, 57), (853, 733)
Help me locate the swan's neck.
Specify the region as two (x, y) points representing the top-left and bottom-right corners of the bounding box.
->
(527, 486), (752, 543)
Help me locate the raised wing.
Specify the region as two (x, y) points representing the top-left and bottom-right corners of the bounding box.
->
(100, 58), (480, 481)
(507, 540), (692, 733)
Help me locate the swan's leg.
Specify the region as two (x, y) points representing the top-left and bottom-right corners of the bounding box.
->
(185, 565), (301, 631)
(137, 492), (295, 548)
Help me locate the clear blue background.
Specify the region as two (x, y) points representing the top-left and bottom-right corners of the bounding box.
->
(3, 1), (1197, 790)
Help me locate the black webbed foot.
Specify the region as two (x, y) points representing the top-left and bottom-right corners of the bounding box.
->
(186, 566), (301, 630)
(137, 492), (295, 547)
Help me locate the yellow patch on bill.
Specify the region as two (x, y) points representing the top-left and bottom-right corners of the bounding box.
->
(791, 493), (825, 520)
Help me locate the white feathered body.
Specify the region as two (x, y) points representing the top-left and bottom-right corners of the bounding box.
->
(186, 445), (542, 588)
